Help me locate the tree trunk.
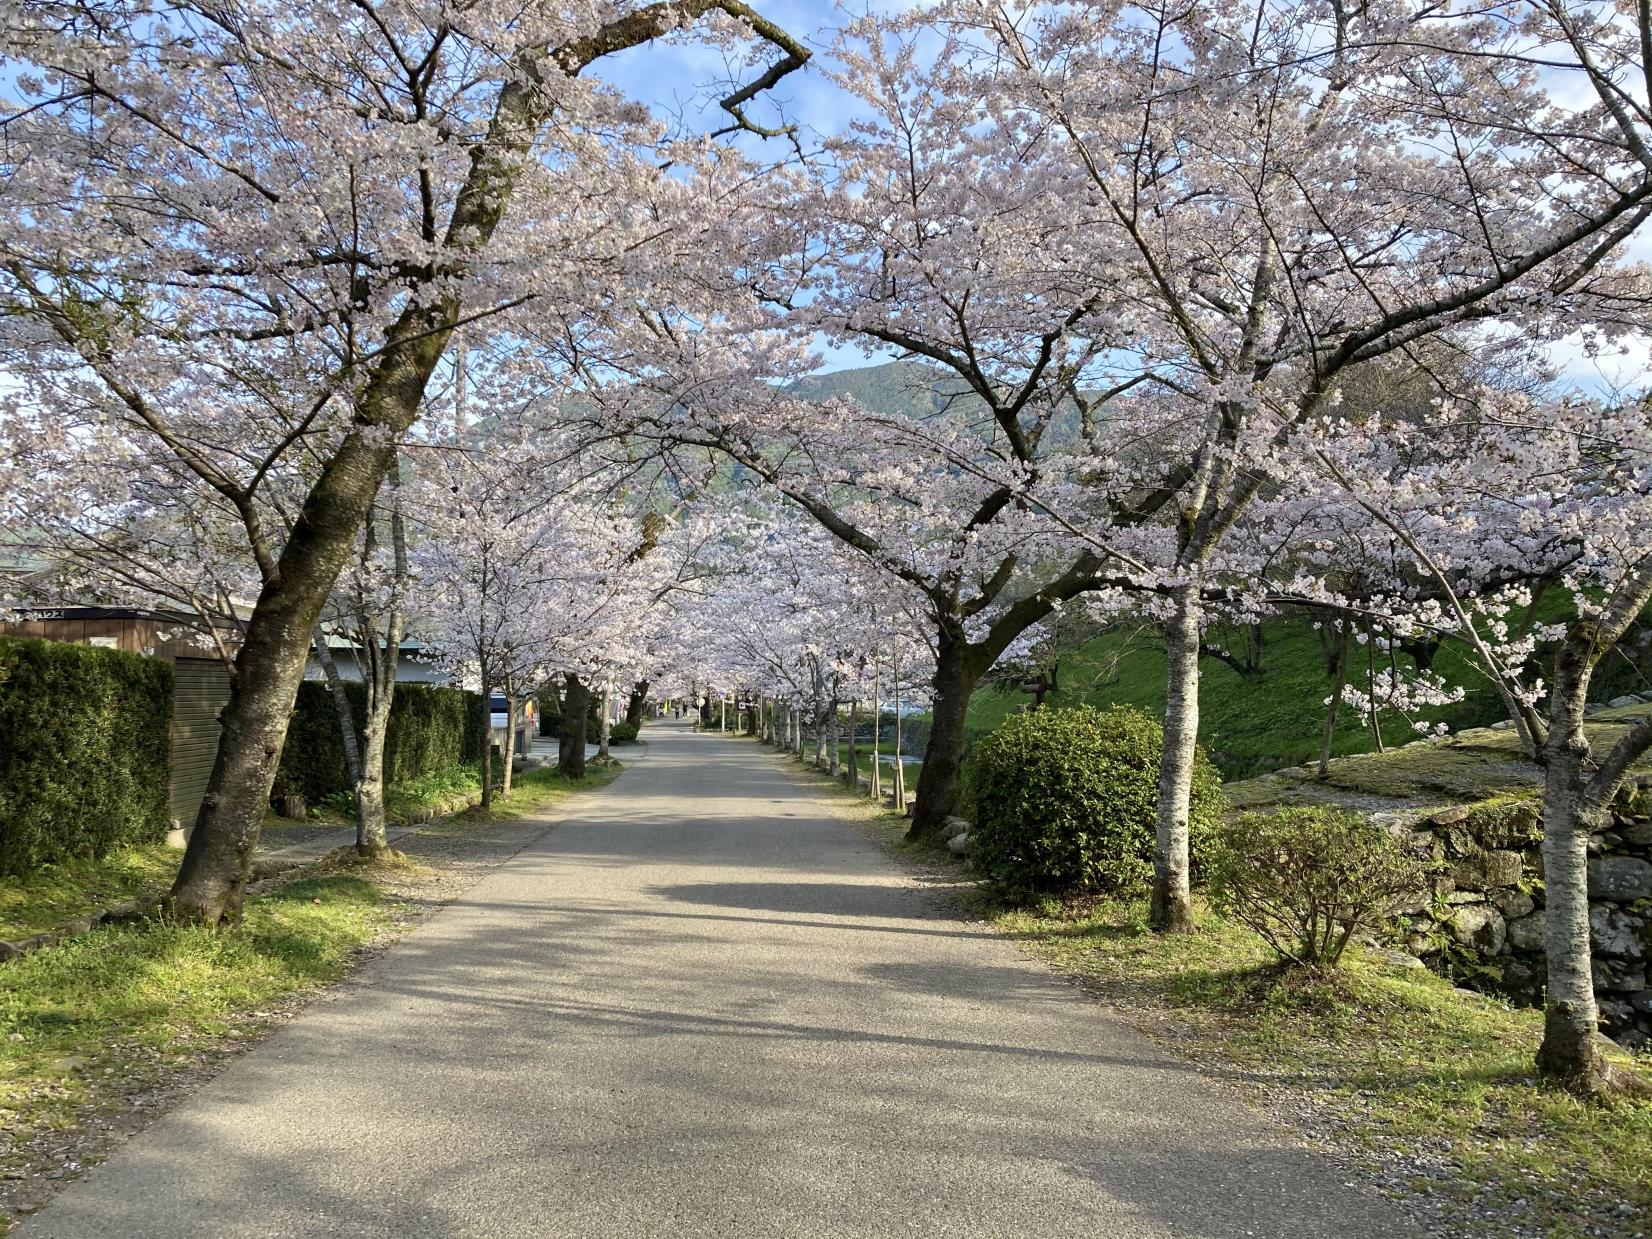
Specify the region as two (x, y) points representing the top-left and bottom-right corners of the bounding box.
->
(1364, 617), (1385, 753)
(355, 474), (406, 857)
(812, 664), (828, 769)
(355, 690), (392, 856)
(312, 632), (363, 788)
(599, 680), (613, 760)
(559, 673), (590, 779)
(501, 690), (518, 797)
(828, 680), (840, 778)
(1535, 741), (1611, 1090)
(870, 670), (882, 802)
(1151, 583), (1201, 933)
(845, 698), (858, 789)
(478, 674), (494, 814)
(907, 638), (978, 840)
(625, 680), (649, 729)
(1318, 613), (1351, 777)
(168, 418), (420, 924)
(892, 654), (906, 811)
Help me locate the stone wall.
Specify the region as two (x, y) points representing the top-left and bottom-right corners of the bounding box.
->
(1392, 780), (1652, 1049)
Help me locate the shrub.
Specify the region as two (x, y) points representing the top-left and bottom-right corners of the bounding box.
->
(608, 720), (640, 744)
(0, 637), (172, 876)
(966, 705), (1224, 897)
(1206, 806), (1437, 971)
(272, 681), (484, 805)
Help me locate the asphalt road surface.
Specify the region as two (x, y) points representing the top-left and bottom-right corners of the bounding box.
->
(24, 720), (1418, 1238)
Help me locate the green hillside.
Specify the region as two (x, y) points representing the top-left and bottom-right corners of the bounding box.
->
(965, 613), (1652, 781)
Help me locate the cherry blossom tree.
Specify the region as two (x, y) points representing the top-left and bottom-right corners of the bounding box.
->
(0, 0), (809, 922)
(1270, 389), (1652, 1093)
(886, 0), (1652, 929)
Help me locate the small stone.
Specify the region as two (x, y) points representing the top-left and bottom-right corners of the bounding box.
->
(940, 816), (970, 842)
(1506, 912), (1545, 953)
(1609, 695), (1643, 709)
(946, 832), (970, 856)
(0, 939), (22, 962)
(1428, 805), (1472, 827)
(1590, 904), (1646, 959)
(1629, 988), (1652, 1014)
(1489, 719), (1513, 730)
(58, 918), (94, 939)
(1490, 888), (1535, 920)
(1448, 903), (1506, 954)
(1588, 856), (1652, 901)
(1445, 891), (1487, 905)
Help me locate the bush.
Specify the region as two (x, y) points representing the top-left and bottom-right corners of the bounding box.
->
(609, 720), (639, 744)
(966, 705), (1224, 897)
(272, 681), (484, 805)
(1206, 806), (1437, 971)
(0, 637), (172, 876)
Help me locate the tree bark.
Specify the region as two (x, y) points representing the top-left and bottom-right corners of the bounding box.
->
(478, 673), (494, 814)
(907, 638), (979, 840)
(312, 632), (363, 789)
(1318, 612), (1351, 777)
(892, 652), (907, 811)
(1151, 583), (1201, 933)
(845, 697), (858, 788)
(559, 673), (590, 779)
(870, 670), (882, 802)
(501, 690), (518, 797)
(827, 677), (841, 778)
(599, 680), (614, 760)
(624, 680), (649, 729)
(1536, 739), (1610, 1090)
(812, 661), (828, 769)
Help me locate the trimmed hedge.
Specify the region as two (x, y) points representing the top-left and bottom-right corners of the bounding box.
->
(0, 637), (173, 877)
(609, 720), (640, 744)
(966, 704), (1225, 898)
(272, 681), (485, 805)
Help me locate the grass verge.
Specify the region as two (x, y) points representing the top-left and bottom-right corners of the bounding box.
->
(0, 845), (181, 942)
(987, 892), (1652, 1237)
(1, 756), (629, 1232)
(0, 875), (393, 1170)
(478, 762), (624, 821)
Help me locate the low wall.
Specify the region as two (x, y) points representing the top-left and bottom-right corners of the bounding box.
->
(1388, 783), (1651, 1048)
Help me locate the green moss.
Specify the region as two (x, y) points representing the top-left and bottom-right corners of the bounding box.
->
(0, 843), (180, 941)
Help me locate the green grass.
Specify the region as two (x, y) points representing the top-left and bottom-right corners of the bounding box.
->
(847, 750), (920, 794)
(966, 615), (1520, 780)
(382, 761), (485, 820)
(0, 844), (180, 941)
(965, 603), (1651, 781)
(990, 893), (1652, 1234)
(0, 875), (393, 1143)
(472, 760), (625, 821)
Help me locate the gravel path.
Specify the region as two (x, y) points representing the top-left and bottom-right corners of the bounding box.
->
(20, 720), (1418, 1238)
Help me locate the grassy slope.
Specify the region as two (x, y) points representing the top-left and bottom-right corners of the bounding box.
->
(991, 893), (1652, 1238)
(969, 616), (1527, 780)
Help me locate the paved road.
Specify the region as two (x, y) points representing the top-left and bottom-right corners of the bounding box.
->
(25, 721), (1417, 1238)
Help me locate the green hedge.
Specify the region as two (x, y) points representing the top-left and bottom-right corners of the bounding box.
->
(273, 681), (484, 805)
(966, 704), (1225, 898)
(0, 637), (173, 877)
